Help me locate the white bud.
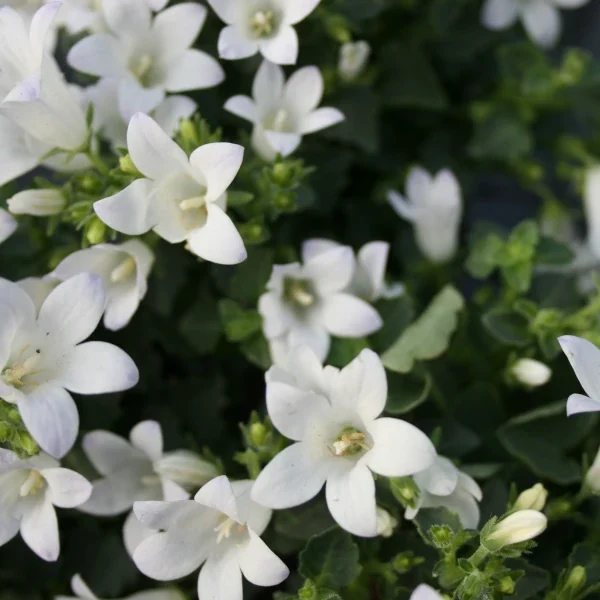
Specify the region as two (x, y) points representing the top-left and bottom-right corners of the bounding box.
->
(513, 483), (548, 511)
(484, 510), (547, 550)
(8, 189), (66, 217)
(376, 507), (398, 538)
(153, 451), (218, 489)
(511, 359), (551, 387)
(585, 444), (600, 493)
(338, 41), (371, 81)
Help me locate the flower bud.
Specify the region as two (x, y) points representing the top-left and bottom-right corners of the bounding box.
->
(338, 41), (371, 81)
(8, 189), (65, 217)
(483, 510), (547, 550)
(249, 422), (268, 447)
(376, 507), (398, 538)
(511, 359), (552, 388)
(153, 451), (218, 490)
(513, 483), (548, 511)
(498, 577), (515, 595)
(564, 566), (586, 594)
(86, 218), (106, 245)
(119, 154), (143, 178)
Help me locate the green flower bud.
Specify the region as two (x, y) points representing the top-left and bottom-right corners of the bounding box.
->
(250, 422), (268, 447)
(498, 576), (515, 594)
(119, 154), (143, 177)
(86, 218), (107, 245)
(564, 566), (586, 594)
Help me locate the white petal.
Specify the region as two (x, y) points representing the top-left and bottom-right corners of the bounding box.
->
(0, 208), (17, 243)
(123, 509), (155, 557)
(0, 513), (19, 547)
(82, 430), (138, 476)
(147, 0), (170, 10)
(282, 0), (322, 24)
(127, 113), (188, 180)
(365, 417), (436, 477)
(301, 239), (340, 262)
(186, 203), (247, 265)
(284, 66), (323, 115)
(18, 384), (79, 459)
(161, 49), (224, 92)
(458, 471), (482, 502)
(153, 95), (197, 136)
(41, 468), (92, 508)
(152, 3), (207, 63)
(0, 277), (36, 326)
(134, 499), (199, 530)
(321, 293), (383, 337)
(17, 277), (58, 314)
(81, 468), (150, 516)
(38, 272), (105, 347)
(161, 477), (190, 501)
(553, 0), (589, 6)
(189, 142), (244, 203)
(251, 442), (328, 508)
(304, 245), (355, 295)
(198, 552), (243, 600)
(406, 167), (433, 204)
(231, 480), (272, 535)
(224, 95), (257, 123)
(29, 2), (61, 59)
(206, 0), (237, 23)
(67, 34), (126, 77)
(117, 79), (164, 123)
(253, 60), (285, 105)
(480, 0), (518, 29)
(70, 575), (97, 600)
(194, 475), (239, 521)
(258, 291), (291, 339)
(522, 1), (561, 48)
(0, 116), (44, 187)
(103, 0), (151, 37)
(387, 189), (415, 222)
(130, 420), (163, 462)
(325, 463), (377, 537)
(238, 529), (289, 586)
(356, 241), (389, 300)
(330, 349), (387, 421)
(288, 324), (330, 363)
(94, 179), (158, 235)
(20, 495), (59, 561)
(410, 584), (444, 600)
(566, 393), (600, 416)
(104, 286), (140, 331)
(262, 130), (302, 158)
(218, 25), (258, 60)
(301, 107), (344, 134)
(259, 25), (298, 65)
(559, 336), (600, 403)
(415, 456), (458, 496)
(55, 341), (139, 395)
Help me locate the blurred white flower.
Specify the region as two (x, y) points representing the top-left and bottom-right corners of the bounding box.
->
(56, 573), (184, 600)
(134, 475), (289, 600)
(513, 483), (548, 511)
(481, 0), (590, 49)
(68, 0), (223, 111)
(375, 507), (397, 538)
(405, 456), (482, 530)
(259, 241), (382, 362)
(0, 208), (18, 244)
(0, 448), (91, 562)
(53, 240), (154, 331)
(388, 167), (462, 264)
(225, 60), (344, 162)
(511, 358), (552, 388)
(559, 335), (600, 416)
(0, 273), (139, 458)
(483, 509), (547, 550)
(207, 0), (321, 64)
(251, 346), (436, 537)
(585, 444), (600, 493)
(79, 420), (217, 556)
(94, 113), (247, 265)
(410, 585), (444, 600)
(338, 41), (370, 81)
(8, 189), (65, 216)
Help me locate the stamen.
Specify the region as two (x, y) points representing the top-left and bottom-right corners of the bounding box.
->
(179, 195), (206, 211)
(132, 54), (153, 83)
(284, 278), (315, 308)
(213, 517), (244, 543)
(331, 428), (371, 457)
(272, 109), (288, 132)
(249, 10), (275, 37)
(2, 350), (41, 388)
(20, 470), (44, 497)
(110, 256), (136, 283)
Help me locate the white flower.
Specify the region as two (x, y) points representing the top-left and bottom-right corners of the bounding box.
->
(94, 113), (247, 265)
(513, 483), (548, 511)
(52, 240), (154, 331)
(207, 0), (321, 64)
(79, 420), (217, 556)
(0, 208), (17, 244)
(375, 507), (397, 538)
(251, 346), (436, 537)
(483, 510), (547, 550)
(67, 0), (224, 110)
(387, 167), (462, 264)
(410, 585), (444, 600)
(511, 358), (552, 388)
(8, 189), (65, 216)
(84, 78), (196, 148)
(17, 275), (60, 313)
(258, 241), (382, 362)
(481, 0), (590, 49)
(133, 475), (289, 600)
(338, 41), (370, 81)
(559, 335), (600, 416)
(55, 573), (184, 600)
(225, 60), (344, 162)
(585, 444), (600, 493)
(404, 456), (482, 530)
(302, 239), (404, 302)
(0, 448), (91, 561)
(0, 4), (88, 151)
(0, 273), (139, 458)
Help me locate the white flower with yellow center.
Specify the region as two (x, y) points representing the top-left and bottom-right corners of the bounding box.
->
(94, 113), (247, 265)
(207, 0), (322, 64)
(0, 448), (91, 561)
(251, 346), (436, 537)
(53, 240), (154, 331)
(133, 475), (289, 600)
(0, 273), (139, 458)
(225, 60), (344, 162)
(79, 420), (218, 556)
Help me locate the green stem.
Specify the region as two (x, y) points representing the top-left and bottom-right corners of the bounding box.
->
(85, 150), (110, 177)
(468, 545), (490, 568)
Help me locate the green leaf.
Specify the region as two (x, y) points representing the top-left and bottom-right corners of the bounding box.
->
(178, 286), (222, 354)
(227, 247), (274, 303)
(218, 300), (262, 342)
(386, 370), (432, 414)
(536, 236), (575, 266)
(465, 233), (504, 279)
(413, 507), (463, 547)
(468, 112), (533, 162)
(382, 286), (464, 373)
(507, 559), (551, 600)
(481, 308), (533, 347)
(327, 337), (369, 368)
(240, 334), (272, 370)
(299, 527), (361, 590)
(498, 42), (555, 99)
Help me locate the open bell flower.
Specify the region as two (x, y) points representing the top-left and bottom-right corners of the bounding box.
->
(79, 420), (218, 556)
(94, 113), (247, 265)
(53, 240), (154, 331)
(207, 0), (322, 64)
(258, 240), (382, 363)
(0, 448), (91, 561)
(133, 475), (289, 600)
(56, 574), (184, 600)
(225, 60), (344, 162)
(405, 456), (482, 530)
(251, 346), (436, 537)
(0, 273), (139, 458)
(0, 208), (17, 244)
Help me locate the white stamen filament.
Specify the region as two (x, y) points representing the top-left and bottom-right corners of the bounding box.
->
(179, 195), (207, 211)
(2, 351), (41, 387)
(20, 470), (44, 497)
(214, 516), (244, 543)
(110, 256), (136, 283)
(272, 109), (288, 132)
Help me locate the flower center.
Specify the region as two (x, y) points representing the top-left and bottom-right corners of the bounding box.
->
(331, 426), (370, 457)
(20, 470), (45, 497)
(264, 108), (291, 133)
(2, 347), (42, 389)
(130, 53), (153, 85)
(213, 515), (245, 543)
(249, 10), (275, 38)
(110, 256), (136, 283)
(284, 277), (316, 308)
(179, 192), (207, 212)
